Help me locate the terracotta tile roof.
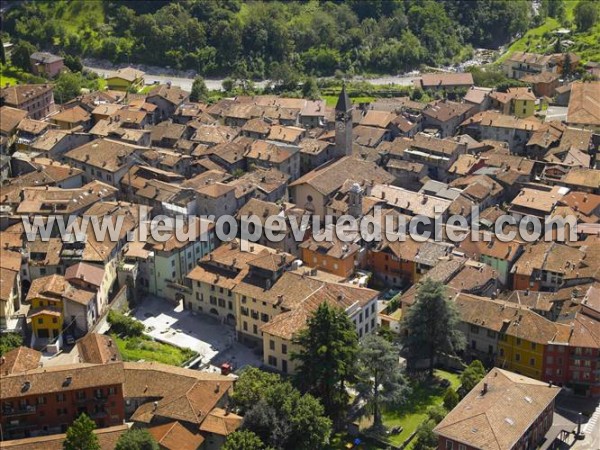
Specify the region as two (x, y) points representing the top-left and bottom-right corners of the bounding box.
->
(246, 140), (297, 164)
(15, 180), (117, 216)
(149, 421), (205, 450)
(353, 125), (387, 147)
(567, 81), (600, 127)
(0, 347), (41, 376)
(289, 156), (394, 196)
(561, 167), (600, 190)
(65, 262), (105, 287)
(1, 84), (54, 108)
(423, 100), (473, 122)
(520, 72), (560, 84)
(0, 424), (128, 450)
(51, 105), (91, 124)
(511, 242), (585, 277)
(150, 120), (186, 143)
(447, 263), (498, 293)
(64, 138), (143, 172)
(0, 266), (17, 304)
(419, 73), (474, 88)
(76, 333), (121, 364)
(464, 86), (492, 105)
(0, 248), (22, 273)
(434, 367), (560, 450)
(191, 124), (238, 145)
(148, 84), (190, 106)
(199, 408), (243, 435)
(0, 106), (28, 134)
(16, 117), (50, 135)
(0, 362), (124, 397)
(108, 67), (145, 82)
(242, 117), (271, 134)
(123, 361), (234, 425)
(359, 110), (397, 128)
(462, 111), (542, 132)
(267, 125), (305, 143)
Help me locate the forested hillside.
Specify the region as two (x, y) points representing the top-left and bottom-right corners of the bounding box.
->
(3, 0), (534, 78)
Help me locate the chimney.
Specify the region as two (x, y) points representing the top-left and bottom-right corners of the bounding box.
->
(481, 382), (488, 395)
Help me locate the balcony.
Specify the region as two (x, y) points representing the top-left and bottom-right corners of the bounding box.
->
(2, 405), (36, 417)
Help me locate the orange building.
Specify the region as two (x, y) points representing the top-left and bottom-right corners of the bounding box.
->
(299, 227), (360, 279)
(367, 238), (453, 288)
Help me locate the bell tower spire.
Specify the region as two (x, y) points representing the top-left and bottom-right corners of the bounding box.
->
(335, 83), (353, 157)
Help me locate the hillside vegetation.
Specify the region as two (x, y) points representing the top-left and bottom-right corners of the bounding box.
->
(501, 0), (600, 63)
(4, 0), (533, 79)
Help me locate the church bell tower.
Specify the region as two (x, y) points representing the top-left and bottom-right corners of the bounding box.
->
(335, 83), (353, 157)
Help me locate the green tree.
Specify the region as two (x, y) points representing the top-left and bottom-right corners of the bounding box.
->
(0, 333), (23, 356)
(108, 310), (145, 337)
(292, 302), (359, 422)
(222, 77), (235, 93)
(242, 375), (332, 450)
(230, 367), (281, 415)
(574, 1), (599, 31)
(63, 414), (100, 450)
(443, 387), (459, 410)
(115, 429), (158, 450)
(460, 360), (487, 394)
(190, 76), (209, 102)
(413, 419), (438, 450)
(10, 40), (36, 71)
(301, 77), (320, 100)
(400, 279), (465, 375)
(355, 334), (409, 429)
(222, 430), (266, 450)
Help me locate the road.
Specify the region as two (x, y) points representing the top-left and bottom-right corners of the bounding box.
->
(85, 65), (416, 92)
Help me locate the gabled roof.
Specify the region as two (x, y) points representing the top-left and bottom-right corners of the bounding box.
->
(149, 421), (205, 450)
(434, 368), (560, 450)
(0, 347), (41, 376)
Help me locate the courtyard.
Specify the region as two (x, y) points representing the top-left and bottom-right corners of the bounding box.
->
(130, 296), (263, 371)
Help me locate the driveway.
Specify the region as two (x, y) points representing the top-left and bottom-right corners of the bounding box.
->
(131, 296), (263, 371)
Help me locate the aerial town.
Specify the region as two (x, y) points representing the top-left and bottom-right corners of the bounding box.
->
(0, 1), (599, 450)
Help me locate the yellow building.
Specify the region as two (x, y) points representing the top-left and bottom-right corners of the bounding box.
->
(510, 88), (536, 118)
(27, 276), (65, 340)
(498, 333), (544, 379)
(106, 67), (145, 92)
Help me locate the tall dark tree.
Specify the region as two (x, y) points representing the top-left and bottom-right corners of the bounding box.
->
(292, 302), (359, 422)
(355, 334), (409, 430)
(190, 76), (209, 102)
(63, 414), (100, 450)
(230, 367), (281, 415)
(574, 1), (599, 31)
(400, 279), (465, 375)
(10, 40), (36, 71)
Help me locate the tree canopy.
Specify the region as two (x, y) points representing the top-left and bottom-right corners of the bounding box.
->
(460, 360), (487, 395)
(234, 368), (332, 450)
(63, 414), (100, 450)
(400, 279), (465, 375)
(222, 430), (267, 450)
(292, 302), (359, 423)
(115, 429), (159, 450)
(4, 0), (535, 78)
(355, 334), (409, 429)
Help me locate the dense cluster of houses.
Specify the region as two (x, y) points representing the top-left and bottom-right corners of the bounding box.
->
(0, 52), (599, 449)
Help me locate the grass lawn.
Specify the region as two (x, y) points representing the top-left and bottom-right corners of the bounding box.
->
(112, 334), (196, 366)
(380, 369), (461, 447)
(323, 94), (376, 107)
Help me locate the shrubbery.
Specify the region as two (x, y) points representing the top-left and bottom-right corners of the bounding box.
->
(107, 310), (144, 337)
